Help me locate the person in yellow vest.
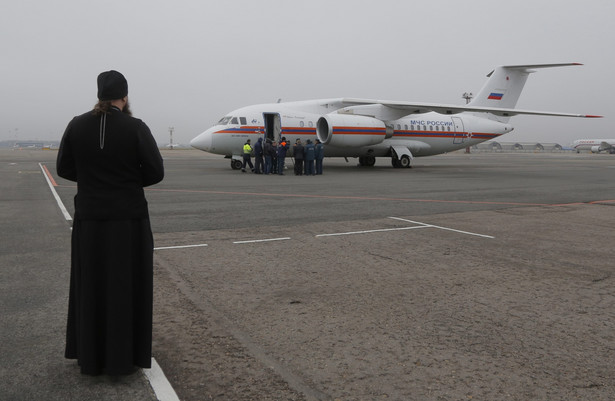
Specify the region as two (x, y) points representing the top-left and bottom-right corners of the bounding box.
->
(242, 139), (254, 173)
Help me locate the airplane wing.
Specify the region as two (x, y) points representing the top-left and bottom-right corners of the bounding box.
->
(340, 98), (602, 119)
(599, 141), (614, 151)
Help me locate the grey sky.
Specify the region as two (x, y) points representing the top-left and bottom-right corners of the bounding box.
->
(1, 0), (611, 146)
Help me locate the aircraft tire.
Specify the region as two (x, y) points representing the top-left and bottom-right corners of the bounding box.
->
(231, 159), (242, 170)
(399, 155), (411, 168)
(391, 157), (402, 168)
(359, 156), (376, 167)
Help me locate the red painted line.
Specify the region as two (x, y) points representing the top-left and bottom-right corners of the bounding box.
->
(551, 200), (615, 206)
(41, 164), (58, 187)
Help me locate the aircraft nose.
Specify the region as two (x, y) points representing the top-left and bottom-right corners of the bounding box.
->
(190, 129), (213, 151)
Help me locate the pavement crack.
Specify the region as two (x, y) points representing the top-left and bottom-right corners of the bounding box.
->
(155, 255), (332, 401)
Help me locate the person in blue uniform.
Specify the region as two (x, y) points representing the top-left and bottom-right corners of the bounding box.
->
(315, 139), (324, 175)
(56, 70), (164, 375)
(253, 137), (264, 174)
(304, 139), (315, 175)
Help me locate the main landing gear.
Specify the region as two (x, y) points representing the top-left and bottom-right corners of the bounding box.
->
(358, 156), (376, 167)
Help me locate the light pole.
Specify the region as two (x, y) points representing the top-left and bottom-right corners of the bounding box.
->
(462, 93), (473, 153)
(168, 127), (174, 149)
(462, 92), (473, 104)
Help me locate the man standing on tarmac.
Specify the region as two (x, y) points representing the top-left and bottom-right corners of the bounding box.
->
(242, 139), (254, 173)
(271, 141), (278, 174)
(254, 137), (264, 174)
(293, 138), (304, 175)
(57, 70), (164, 376)
(264, 139), (273, 174)
(277, 137), (289, 175)
(304, 139), (315, 175)
(315, 139), (324, 175)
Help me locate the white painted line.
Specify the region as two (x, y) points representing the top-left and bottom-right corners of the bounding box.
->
(233, 237), (291, 244)
(154, 243), (208, 250)
(316, 225), (429, 237)
(388, 217), (495, 239)
(39, 163), (72, 222)
(143, 357), (180, 401)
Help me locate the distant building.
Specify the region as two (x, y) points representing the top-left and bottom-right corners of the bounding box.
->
(14, 142), (45, 149)
(0, 140), (60, 149)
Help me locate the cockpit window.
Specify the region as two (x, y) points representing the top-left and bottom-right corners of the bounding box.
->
(218, 116), (231, 125)
(217, 116), (247, 125)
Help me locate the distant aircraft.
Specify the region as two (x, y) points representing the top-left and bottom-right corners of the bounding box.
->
(191, 63), (601, 169)
(571, 139), (615, 154)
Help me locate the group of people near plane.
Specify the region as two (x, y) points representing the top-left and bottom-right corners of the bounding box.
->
(242, 136), (324, 175)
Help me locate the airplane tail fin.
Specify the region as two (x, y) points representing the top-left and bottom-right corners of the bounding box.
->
(468, 63), (582, 121)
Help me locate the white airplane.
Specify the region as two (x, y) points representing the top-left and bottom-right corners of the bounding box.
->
(190, 63), (601, 169)
(571, 139), (615, 154)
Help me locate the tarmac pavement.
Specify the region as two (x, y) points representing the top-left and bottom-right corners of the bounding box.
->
(2, 149), (615, 400)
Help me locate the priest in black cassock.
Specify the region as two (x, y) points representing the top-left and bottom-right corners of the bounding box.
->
(57, 70), (164, 375)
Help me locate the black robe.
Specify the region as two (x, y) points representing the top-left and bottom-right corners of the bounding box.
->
(57, 106), (164, 375)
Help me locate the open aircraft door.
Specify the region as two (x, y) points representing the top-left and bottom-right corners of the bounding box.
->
(452, 117), (465, 144)
(263, 113), (282, 143)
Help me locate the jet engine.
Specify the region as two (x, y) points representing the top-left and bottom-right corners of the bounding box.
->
(591, 145), (601, 153)
(316, 114), (389, 147)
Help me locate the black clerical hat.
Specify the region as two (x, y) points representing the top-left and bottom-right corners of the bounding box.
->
(97, 70), (128, 101)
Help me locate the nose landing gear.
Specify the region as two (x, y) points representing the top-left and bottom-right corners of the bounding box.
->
(390, 146), (413, 168)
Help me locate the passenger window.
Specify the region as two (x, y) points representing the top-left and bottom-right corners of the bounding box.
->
(308, 121), (313, 127)
(436, 126), (440, 131)
(429, 126), (433, 131)
(404, 124), (408, 130)
(240, 117), (247, 125)
(300, 121), (305, 127)
(410, 125), (414, 131)
(396, 124), (401, 130)
(230, 117), (238, 124)
(447, 127), (451, 131)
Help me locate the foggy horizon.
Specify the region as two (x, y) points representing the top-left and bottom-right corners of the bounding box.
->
(2, 0), (611, 147)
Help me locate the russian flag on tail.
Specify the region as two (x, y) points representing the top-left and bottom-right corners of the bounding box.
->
(488, 92), (504, 100)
